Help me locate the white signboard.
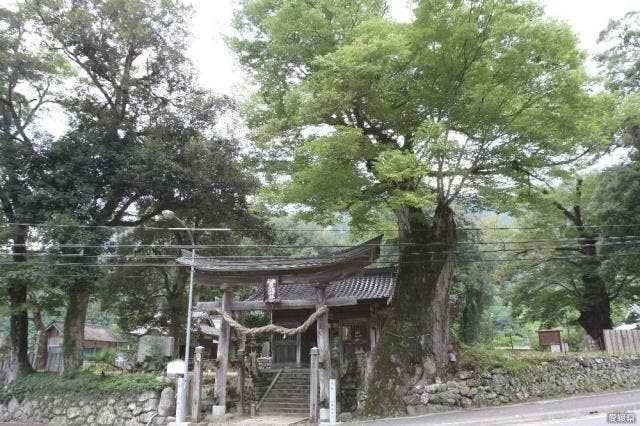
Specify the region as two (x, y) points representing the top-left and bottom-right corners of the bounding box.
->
(166, 359), (185, 375)
(329, 379), (337, 424)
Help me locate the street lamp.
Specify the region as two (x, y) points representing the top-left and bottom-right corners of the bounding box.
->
(161, 210), (196, 423)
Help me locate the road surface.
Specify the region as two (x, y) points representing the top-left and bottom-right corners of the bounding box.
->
(349, 389), (640, 425)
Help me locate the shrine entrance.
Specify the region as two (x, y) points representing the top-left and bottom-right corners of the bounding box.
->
(178, 235), (383, 422)
(272, 325), (317, 366)
(272, 328), (297, 364)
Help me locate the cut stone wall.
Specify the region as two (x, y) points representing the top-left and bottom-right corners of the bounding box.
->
(401, 355), (640, 416)
(0, 387), (176, 425)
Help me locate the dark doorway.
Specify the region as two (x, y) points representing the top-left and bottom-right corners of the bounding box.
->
(300, 327), (316, 365)
(273, 332), (297, 364)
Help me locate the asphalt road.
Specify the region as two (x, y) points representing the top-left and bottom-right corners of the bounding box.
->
(349, 389), (640, 426)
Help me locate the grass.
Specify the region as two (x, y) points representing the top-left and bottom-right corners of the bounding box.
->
(0, 370), (172, 404)
(457, 345), (611, 373)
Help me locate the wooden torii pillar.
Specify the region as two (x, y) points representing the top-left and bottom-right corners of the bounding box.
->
(212, 287), (233, 416)
(314, 283), (331, 408)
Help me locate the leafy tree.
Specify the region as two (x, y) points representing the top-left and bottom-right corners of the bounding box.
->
(98, 143), (260, 355)
(504, 176), (640, 344)
(0, 0), (259, 372)
(240, 216), (347, 257)
(451, 216), (500, 345)
(598, 10), (640, 97)
(232, 0), (605, 413)
(0, 5), (67, 381)
(595, 9), (640, 237)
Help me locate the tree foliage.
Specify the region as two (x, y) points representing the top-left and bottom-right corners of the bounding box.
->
(0, 0), (259, 373)
(232, 0), (608, 414)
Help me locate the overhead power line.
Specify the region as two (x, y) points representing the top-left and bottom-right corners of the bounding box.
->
(3, 235), (640, 251)
(2, 239), (640, 260)
(1, 250), (640, 268)
(4, 221), (640, 233)
(1, 222), (231, 232)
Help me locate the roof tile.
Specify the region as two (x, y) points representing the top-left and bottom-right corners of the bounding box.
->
(245, 267), (396, 302)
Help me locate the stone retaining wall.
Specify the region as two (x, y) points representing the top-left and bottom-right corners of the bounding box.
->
(403, 355), (640, 416)
(0, 387), (176, 425)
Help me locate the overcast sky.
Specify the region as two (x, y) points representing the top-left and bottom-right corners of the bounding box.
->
(187, 0), (639, 96)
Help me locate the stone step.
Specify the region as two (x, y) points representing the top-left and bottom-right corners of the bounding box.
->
(272, 383), (310, 388)
(268, 391), (309, 396)
(260, 408), (309, 414)
(274, 382), (309, 385)
(263, 395), (309, 402)
(274, 381), (310, 386)
(266, 389), (308, 395)
(260, 402), (310, 410)
(265, 392), (310, 402)
(271, 387), (310, 391)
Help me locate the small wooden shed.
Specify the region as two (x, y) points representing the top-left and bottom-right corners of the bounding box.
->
(44, 321), (122, 359)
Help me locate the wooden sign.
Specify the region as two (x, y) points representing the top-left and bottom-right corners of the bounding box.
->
(264, 276), (280, 304)
(537, 329), (562, 346)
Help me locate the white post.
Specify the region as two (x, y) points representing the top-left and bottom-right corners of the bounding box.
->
(329, 378), (337, 424)
(175, 377), (186, 422)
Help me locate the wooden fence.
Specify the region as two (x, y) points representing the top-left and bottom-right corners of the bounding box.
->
(603, 329), (640, 355)
(45, 352), (64, 373)
(1, 353), (63, 374)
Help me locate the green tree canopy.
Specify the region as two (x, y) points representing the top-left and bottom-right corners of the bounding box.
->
(232, 0), (612, 414)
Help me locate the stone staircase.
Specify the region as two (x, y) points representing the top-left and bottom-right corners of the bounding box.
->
(259, 368), (310, 416)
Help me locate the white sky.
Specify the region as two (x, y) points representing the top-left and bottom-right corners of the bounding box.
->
(187, 0), (639, 96)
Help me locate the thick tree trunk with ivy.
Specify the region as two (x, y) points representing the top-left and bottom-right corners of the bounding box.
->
(166, 267), (188, 357)
(63, 285), (91, 372)
(33, 309), (48, 371)
(577, 247), (612, 344)
(5, 226), (34, 383)
(364, 203), (455, 416)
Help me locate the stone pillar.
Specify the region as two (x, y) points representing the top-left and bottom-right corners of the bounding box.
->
(213, 288), (233, 415)
(191, 346), (204, 422)
(238, 349), (245, 415)
(310, 347), (319, 422)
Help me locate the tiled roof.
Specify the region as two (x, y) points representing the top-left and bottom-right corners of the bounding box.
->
(245, 267), (396, 303)
(176, 236), (382, 274)
(47, 321), (122, 343)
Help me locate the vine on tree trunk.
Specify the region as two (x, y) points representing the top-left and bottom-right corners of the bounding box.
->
(365, 203), (456, 416)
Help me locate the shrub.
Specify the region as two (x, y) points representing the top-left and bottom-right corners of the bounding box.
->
(0, 370), (172, 404)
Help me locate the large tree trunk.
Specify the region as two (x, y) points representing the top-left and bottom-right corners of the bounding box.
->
(62, 285), (91, 372)
(5, 227), (34, 383)
(550, 179), (613, 346)
(33, 309), (48, 371)
(577, 264), (612, 345)
(364, 203), (455, 416)
(166, 268), (187, 357)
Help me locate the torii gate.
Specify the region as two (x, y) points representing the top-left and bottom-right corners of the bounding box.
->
(177, 235), (382, 419)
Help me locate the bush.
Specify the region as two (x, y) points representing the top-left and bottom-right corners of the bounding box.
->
(458, 345), (553, 373)
(0, 370), (172, 404)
